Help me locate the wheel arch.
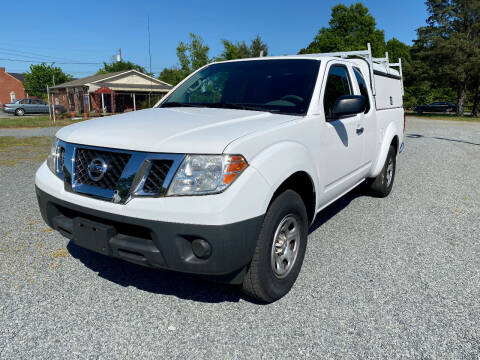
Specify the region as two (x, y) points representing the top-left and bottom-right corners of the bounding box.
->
(268, 171), (316, 225)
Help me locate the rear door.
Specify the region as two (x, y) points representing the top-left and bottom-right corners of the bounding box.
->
(319, 62), (365, 199)
(39, 100), (50, 113)
(19, 99), (33, 113)
(31, 99), (47, 113)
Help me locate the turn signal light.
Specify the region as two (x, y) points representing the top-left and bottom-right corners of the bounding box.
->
(222, 155), (248, 185)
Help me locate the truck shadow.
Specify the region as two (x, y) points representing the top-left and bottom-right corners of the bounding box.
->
(66, 184), (367, 304)
(308, 185), (364, 234)
(66, 241), (244, 304)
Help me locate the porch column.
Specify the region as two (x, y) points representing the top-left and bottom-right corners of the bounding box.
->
(111, 91), (115, 114)
(133, 92), (136, 111)
(101, 93), (105, 114)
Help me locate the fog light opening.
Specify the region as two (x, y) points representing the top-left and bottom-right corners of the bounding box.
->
(191, 239), (212, 259)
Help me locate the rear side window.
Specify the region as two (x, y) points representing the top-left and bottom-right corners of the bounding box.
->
(323, 65), (352, 119)
(353, 67), (370, 113)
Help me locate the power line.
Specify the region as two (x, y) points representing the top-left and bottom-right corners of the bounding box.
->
(0, 47), (83, 63)
(0, 57), (103, 65)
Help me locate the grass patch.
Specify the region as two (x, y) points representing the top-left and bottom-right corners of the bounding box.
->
(0, 115), (86, 128)
(407, 113), (480, 122)
(0, 136), (52, 149)
(0, 136), (51, 166)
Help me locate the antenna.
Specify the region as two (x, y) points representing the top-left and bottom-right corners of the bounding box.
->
(147, 16), (153, 106)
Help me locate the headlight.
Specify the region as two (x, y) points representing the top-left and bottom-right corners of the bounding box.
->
(47, 137), (59, 174)
(166, 154), (248, 196)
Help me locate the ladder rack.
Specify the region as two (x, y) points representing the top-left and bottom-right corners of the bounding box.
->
(302, 43), (404, 96)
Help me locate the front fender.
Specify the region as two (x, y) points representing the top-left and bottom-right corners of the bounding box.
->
(248, 141), (318, 214)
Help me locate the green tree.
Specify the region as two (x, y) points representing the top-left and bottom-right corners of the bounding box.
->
(158, 67), (184, 86)
(158, 33), (210, 86)
(177, 33), (210, 74)
(23, 63), (73, 98)
(411, 0), (480, 115)
(217, 34), (268, 60)
(96, 60), (149, 75)
(299, 3), (386, 57)
(386, 38), (411, 63)
(249, 35), (268, 57)
(218, 40), (251, 61)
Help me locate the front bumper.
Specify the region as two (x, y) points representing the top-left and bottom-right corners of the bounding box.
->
(36, 186), (263, 283)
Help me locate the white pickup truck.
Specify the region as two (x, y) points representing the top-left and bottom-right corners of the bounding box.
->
(36, 46), (405, 302)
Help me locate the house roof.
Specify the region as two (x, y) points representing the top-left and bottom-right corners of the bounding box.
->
(7, 72), (24, 83)
(50, 70), (172, 91)
(50, 71), (125, 88)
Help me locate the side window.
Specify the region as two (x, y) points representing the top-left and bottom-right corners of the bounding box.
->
(323, 65), (352, 119)
(353, 67), (371, 113)
(32, 99), (42, 104)
(20, 99), (31, 104)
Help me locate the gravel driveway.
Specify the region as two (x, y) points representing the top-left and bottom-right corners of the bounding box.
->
(0, 117), (479, 358)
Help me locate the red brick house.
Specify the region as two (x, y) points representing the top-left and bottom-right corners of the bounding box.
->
(50, 70), (172, 114)
(0, 67), (26, 105)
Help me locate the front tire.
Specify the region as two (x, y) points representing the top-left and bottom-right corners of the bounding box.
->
(367, 145), (396, 197)
(15, 108), (25, 116)
(242, 190), (308, 303)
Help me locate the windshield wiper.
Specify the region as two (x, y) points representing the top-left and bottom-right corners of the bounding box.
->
(161, 102), (205, 108)
(201, 103), (280, 113)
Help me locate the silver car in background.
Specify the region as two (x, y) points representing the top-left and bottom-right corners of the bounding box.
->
(2, 98), (66, 116)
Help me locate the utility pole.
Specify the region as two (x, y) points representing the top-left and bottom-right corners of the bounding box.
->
(51, 75), (56, 123)
(147, 16), (152, 107)
(47, 85), (52, 123)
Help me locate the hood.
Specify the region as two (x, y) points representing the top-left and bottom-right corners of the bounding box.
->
(56, 107), (297, 154)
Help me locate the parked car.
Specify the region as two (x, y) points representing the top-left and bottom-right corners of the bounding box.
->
(414, 101), (456, 113)
(35, 50), (405, 303)
(2, 98), (66, 116)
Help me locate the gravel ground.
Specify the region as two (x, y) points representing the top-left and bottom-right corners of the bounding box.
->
(0, 117), (479, 359)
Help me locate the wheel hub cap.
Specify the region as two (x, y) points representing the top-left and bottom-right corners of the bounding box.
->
(271, 215), (300, 279)
(386, 159), (394, 187)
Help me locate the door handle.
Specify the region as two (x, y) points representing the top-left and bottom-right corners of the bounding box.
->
(356, 126), (364, 135)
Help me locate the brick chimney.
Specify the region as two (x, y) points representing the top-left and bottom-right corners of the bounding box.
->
(0, 67), (5, 72)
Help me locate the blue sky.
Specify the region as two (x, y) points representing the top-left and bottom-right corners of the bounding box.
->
(0, 0), (428, 77)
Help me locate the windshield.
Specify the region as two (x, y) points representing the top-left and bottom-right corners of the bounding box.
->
(160, 59), (320, 115)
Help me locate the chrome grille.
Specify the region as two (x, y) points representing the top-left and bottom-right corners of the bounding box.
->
(58, 146), (65, 171)
(74, 148), (131, 190)
(142, 160), (173, 194)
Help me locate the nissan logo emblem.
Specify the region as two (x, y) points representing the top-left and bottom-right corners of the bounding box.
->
(87, 157), (107, 182)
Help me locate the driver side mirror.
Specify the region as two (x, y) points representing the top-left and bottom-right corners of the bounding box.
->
(332, 95), (366, 119)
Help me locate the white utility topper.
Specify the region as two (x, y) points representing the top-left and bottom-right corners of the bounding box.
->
(36, 44), (405, 302)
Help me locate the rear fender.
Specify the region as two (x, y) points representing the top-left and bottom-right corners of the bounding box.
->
(369, 122), (399, 178)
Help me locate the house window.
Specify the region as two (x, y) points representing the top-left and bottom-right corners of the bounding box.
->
(10, 91), (15, 102)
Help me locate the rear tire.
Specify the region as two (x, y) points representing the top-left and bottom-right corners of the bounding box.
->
(242, 190), (308, 303)
(15, 108), (25, 116)
(367, 145), (396, 198)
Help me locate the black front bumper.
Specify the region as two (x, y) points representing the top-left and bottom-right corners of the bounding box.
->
(36, 186), (263, 283)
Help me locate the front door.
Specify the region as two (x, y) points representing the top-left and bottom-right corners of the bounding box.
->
(318, 63), (365, 200)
